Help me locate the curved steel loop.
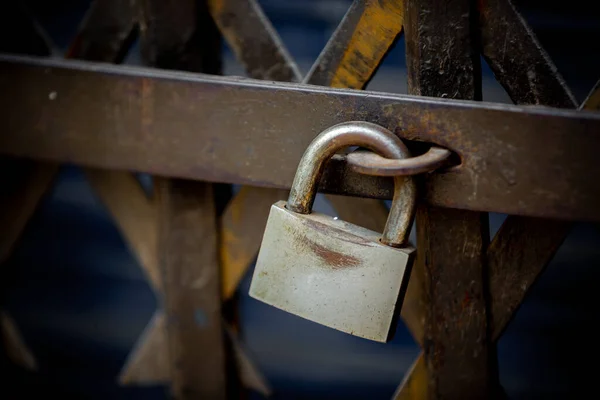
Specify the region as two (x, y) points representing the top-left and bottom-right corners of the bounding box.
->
(287, 121), (416, 247)
(346, 146), (452, 176)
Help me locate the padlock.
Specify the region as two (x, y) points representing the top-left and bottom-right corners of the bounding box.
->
(249, 121), (416, 342)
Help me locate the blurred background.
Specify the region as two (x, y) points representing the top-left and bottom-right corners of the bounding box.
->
(2, 0), (600, 398)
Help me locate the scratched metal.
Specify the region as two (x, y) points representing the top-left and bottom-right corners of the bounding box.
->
(1, 55), (600, 221)
(479, 0), (577, 108)
(401, 0), (492, 397)
(305, 0), (404, 88)
(346, 146), (452, 176)
(207, 0), (302, 82)
(250, 121), (415, 341)
(285, 122), (416, 247)
(249, 201), (415, 343)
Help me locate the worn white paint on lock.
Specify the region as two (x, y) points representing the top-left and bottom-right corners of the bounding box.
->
(249, 201), (415, 342)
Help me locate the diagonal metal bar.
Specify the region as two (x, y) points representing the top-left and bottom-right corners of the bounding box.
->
(217, 0), (404, 299)
(0, 311), (37, 370)
(479, 0), (577, 108)
(2, 56), (599, 221)
(0, 160), (57, 268)
(487, 217), (570, 339)
(119, 310), (170, 384)
(208, 0), (302, 81)
(306, 0), (404, 89)
(583, 80), (600, 110)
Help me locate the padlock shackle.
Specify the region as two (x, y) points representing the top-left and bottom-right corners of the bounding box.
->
(287, 121), (416, 247)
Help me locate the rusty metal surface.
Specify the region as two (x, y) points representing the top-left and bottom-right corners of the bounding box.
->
(0, 0), (141, 269)
(479, 0), (577, 108)
(87, 168), (268, 392)
(396, 82), (600, 399)
(158, 179), (227, 399)
(1, 56), (600, 221)
(413, 207), (491, 398)
(400, 0), (493, 398)
(305, 0), (404, 88)
(487, 80), (600, 341)
(346, 147), (452, 176)
(249, 201), (415, 342)
(481, 0), (595, 349)
(139, 1), (228, 398)
(64, 0), (162, 386)
(208, 0), (301, 82)
(286, 122), (415, 246)
(1, 0), (138, 377)
(405, 0), (480, 100)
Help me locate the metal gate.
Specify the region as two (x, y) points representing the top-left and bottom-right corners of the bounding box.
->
(1, 0), (599, 398)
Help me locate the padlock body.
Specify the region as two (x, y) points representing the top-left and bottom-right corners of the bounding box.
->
(249, 201), (415, 342)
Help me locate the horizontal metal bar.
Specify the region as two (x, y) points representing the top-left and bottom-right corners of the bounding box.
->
(1, 54), (599, 221)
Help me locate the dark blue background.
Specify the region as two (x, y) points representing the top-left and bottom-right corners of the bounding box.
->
(3, 1), (600, 398)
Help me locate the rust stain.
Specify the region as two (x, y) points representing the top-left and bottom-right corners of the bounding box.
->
(303, 218), (373, 247)
(140, 77), (154, 135)
(461, 290), (471, 309)
(304, 238), (361, 269)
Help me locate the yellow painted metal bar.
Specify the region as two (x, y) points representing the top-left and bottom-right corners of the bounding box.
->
(329, 0), (404, 89)
(220, 187), (288, 299)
